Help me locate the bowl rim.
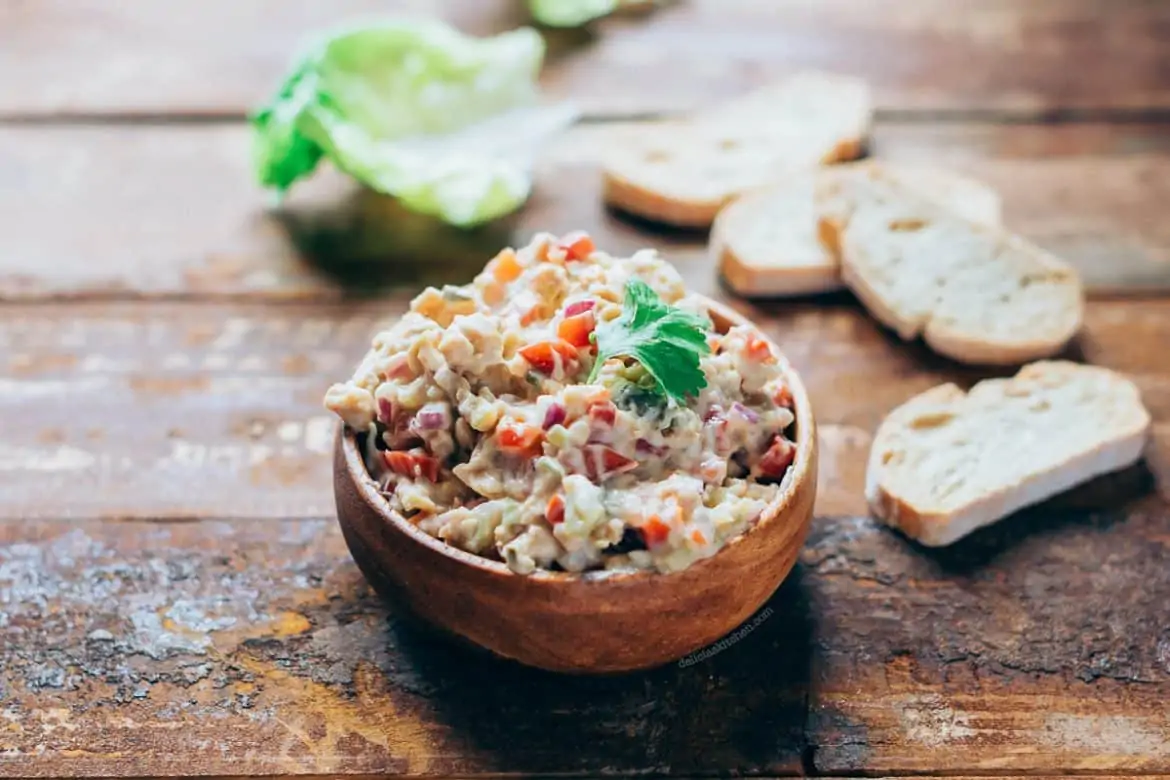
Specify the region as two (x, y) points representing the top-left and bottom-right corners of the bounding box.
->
(338, 295), (816, 585)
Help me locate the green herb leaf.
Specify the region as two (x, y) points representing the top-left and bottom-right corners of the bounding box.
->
(590, 279), (711, 403)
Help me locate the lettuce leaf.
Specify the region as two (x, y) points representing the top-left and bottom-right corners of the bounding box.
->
(528, 0), (619, 27)
(251, 20), (576, 226)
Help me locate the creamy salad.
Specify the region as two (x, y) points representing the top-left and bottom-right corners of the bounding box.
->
(325, 233), (798, 574)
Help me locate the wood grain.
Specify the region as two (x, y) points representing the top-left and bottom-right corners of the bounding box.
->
(2, 122), (1170, 302)
(0, 504), (1164, 776)
(3, 298), (1168, 522)
(2, 0), (1169, 118)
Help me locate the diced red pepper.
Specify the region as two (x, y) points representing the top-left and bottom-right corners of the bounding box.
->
(640, 515), (671, 547)
(519, 340), (579, 375)
(384, 450), (440, 482)
(556, 311), (596, 349)
(546, 495), (565, 526)
(745, 334), (776, 363)
(588, 401), (617, 427)
(772, 383), (794, 409)
(558, 231), (595, 262)
(563, 299), (596, 318)
(756, 435), (797, 480)
(582, 444), (637, 482)
(496, 424), (544, 458)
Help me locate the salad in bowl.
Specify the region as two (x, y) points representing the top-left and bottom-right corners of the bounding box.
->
(326, 233), (800, 576)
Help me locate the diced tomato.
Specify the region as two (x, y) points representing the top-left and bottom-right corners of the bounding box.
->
(545, 495), (565, 526)
(582, 444), (637, 482)
(746, 334), (776, 363)
(519, 340), (579, 375)
(489, 248), (523, 283)
(588, 401), (617, 426)
(640, 515), (671, 547)
(558, 231), (595, 262)
(556, 311), (596, 349)
(772, 383), (794, 409)
(384, 450), (440, 482)
(520, 305), (544, 326)
(756, 435), (797, 480)
(496, 424), (544, 458)
(563, 299), (596, 318)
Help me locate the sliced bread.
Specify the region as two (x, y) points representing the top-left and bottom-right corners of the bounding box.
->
(834, 169), (1083, 364)
(602, 71), (871, 228)
(867, 361), (1151, 546)
(714, 163), (1003, 297)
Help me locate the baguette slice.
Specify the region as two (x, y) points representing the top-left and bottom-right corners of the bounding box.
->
(715, 163), (1002, 297)
(602, 72), (871, 228)
(835, 169), (1083, 364)
(867, 361), (1151, 546)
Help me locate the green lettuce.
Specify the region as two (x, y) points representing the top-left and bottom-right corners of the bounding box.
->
(251, 20), (577, 226)
(528, 0), (619, 27)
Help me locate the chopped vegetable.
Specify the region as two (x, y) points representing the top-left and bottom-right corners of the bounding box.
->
(558, 231), (596, 262)
(542, 403), (567, 430)
(520, 339), (579, 374)
(557, 310), (596, 348)
(581, 444), (637, 481)
(745, 334), (776, 363)
(251, 20), (578, 226)
(545, 494), (565, 525)
(640, 514), (671, 547)
(589, 279), (712, 402)
(756, 435), (797, 480)
(497, 423), (545, 457)
(490, 248), (524, 283)
(384, 450), (441, 482)
(563, 299), (596, 317)
(588, 401), (617, 426)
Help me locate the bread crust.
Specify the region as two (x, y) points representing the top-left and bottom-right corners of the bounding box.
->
(866, 362), (1151, 546)
(714, 163), (1003, 299)
(602, 72), (871, 228)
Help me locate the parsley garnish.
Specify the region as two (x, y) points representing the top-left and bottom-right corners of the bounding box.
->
(588, 279), (712, 403)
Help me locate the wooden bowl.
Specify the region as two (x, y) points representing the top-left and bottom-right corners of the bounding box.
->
(333, 298), (817, 673)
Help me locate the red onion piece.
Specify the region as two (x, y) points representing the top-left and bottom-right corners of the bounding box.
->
(731, 402), (760, 423)
(563, 299), (596, 317)
(542, 403), (567, 430)
(413, 404), (450, 431)
(635, 438), (668, 457)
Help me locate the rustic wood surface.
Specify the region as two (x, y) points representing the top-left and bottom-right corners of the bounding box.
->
(4, 123), (1170, 301)
(2, 0), (1169, 777)
(3, 0), (1170, 119)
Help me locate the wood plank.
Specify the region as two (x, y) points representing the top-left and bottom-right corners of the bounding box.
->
(3, 298), (1168, 521)
(2, 0), (1169, 118)
(0, 506), (1165, 776)
(806, 506), (1170, 774)
(0, 517), (808, 777)
(2, 122), (1170, 302)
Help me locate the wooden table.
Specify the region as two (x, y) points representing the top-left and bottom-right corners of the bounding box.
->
(2, 1), (1168, 777)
